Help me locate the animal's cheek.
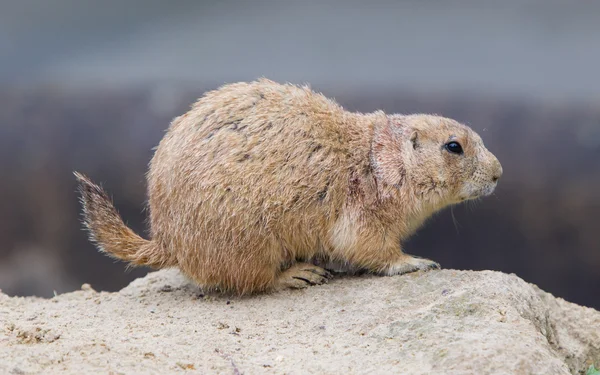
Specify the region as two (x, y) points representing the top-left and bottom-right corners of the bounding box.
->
(457, 167), (486, 196)
(457, 182), (477, 200)
(450, 165), (472, 185)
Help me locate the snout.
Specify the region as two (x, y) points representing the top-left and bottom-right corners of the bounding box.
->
(491, 157), (503, 183)
(482, 154), (502, 196)
(459, 152), (503, 200)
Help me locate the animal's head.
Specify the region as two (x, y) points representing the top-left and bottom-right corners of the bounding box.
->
(372, 114), (502, 207)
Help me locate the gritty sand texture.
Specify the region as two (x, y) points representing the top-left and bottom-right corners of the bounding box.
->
(1, 269), (599, 375)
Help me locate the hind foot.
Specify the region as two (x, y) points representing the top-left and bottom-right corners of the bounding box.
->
(276, 263), (333, 290)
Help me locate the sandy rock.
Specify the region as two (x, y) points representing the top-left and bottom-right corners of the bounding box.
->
(1, 269), (598, 374)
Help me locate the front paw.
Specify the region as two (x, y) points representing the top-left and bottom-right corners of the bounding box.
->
(382, 256), (440, 276)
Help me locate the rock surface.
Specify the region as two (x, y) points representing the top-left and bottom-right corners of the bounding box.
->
(1, 269), (599, 374)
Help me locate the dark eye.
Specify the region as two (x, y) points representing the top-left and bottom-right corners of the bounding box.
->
(445, 141), (463, 154)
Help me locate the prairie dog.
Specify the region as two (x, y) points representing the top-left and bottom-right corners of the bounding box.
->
(75, 79), (502, 295)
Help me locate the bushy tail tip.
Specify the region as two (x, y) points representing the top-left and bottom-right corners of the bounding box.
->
(74, 171), (172, 269)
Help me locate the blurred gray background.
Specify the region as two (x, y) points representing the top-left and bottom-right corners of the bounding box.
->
(1, 0), (599, 309)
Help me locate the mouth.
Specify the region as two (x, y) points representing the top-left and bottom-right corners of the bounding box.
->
(482, 184), (497, 197)
(458, 195), (478, 203)
(470, 186), (496, 200)
(458, 183), (496, 202)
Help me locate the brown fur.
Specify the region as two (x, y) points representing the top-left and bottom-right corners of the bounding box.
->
(75, 79), (502, 295)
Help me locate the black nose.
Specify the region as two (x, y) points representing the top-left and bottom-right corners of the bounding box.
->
(492, 160), (503, 182)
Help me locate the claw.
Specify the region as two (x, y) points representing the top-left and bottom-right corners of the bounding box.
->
(277, 263), (332, 290)
(293, 276), (316, 286)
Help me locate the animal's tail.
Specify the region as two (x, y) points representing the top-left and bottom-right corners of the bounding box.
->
(73, 172), (174, 269)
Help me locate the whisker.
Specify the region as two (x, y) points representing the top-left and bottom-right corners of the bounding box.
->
(467, 198), (480, 212)
(450, 206), (460, 235)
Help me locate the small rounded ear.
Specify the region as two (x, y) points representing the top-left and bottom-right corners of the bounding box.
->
(389, 115), (419, 150)
(410, 130), (419, 150)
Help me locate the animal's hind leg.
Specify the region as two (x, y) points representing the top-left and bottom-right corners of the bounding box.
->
(275, 262), (333, 290)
